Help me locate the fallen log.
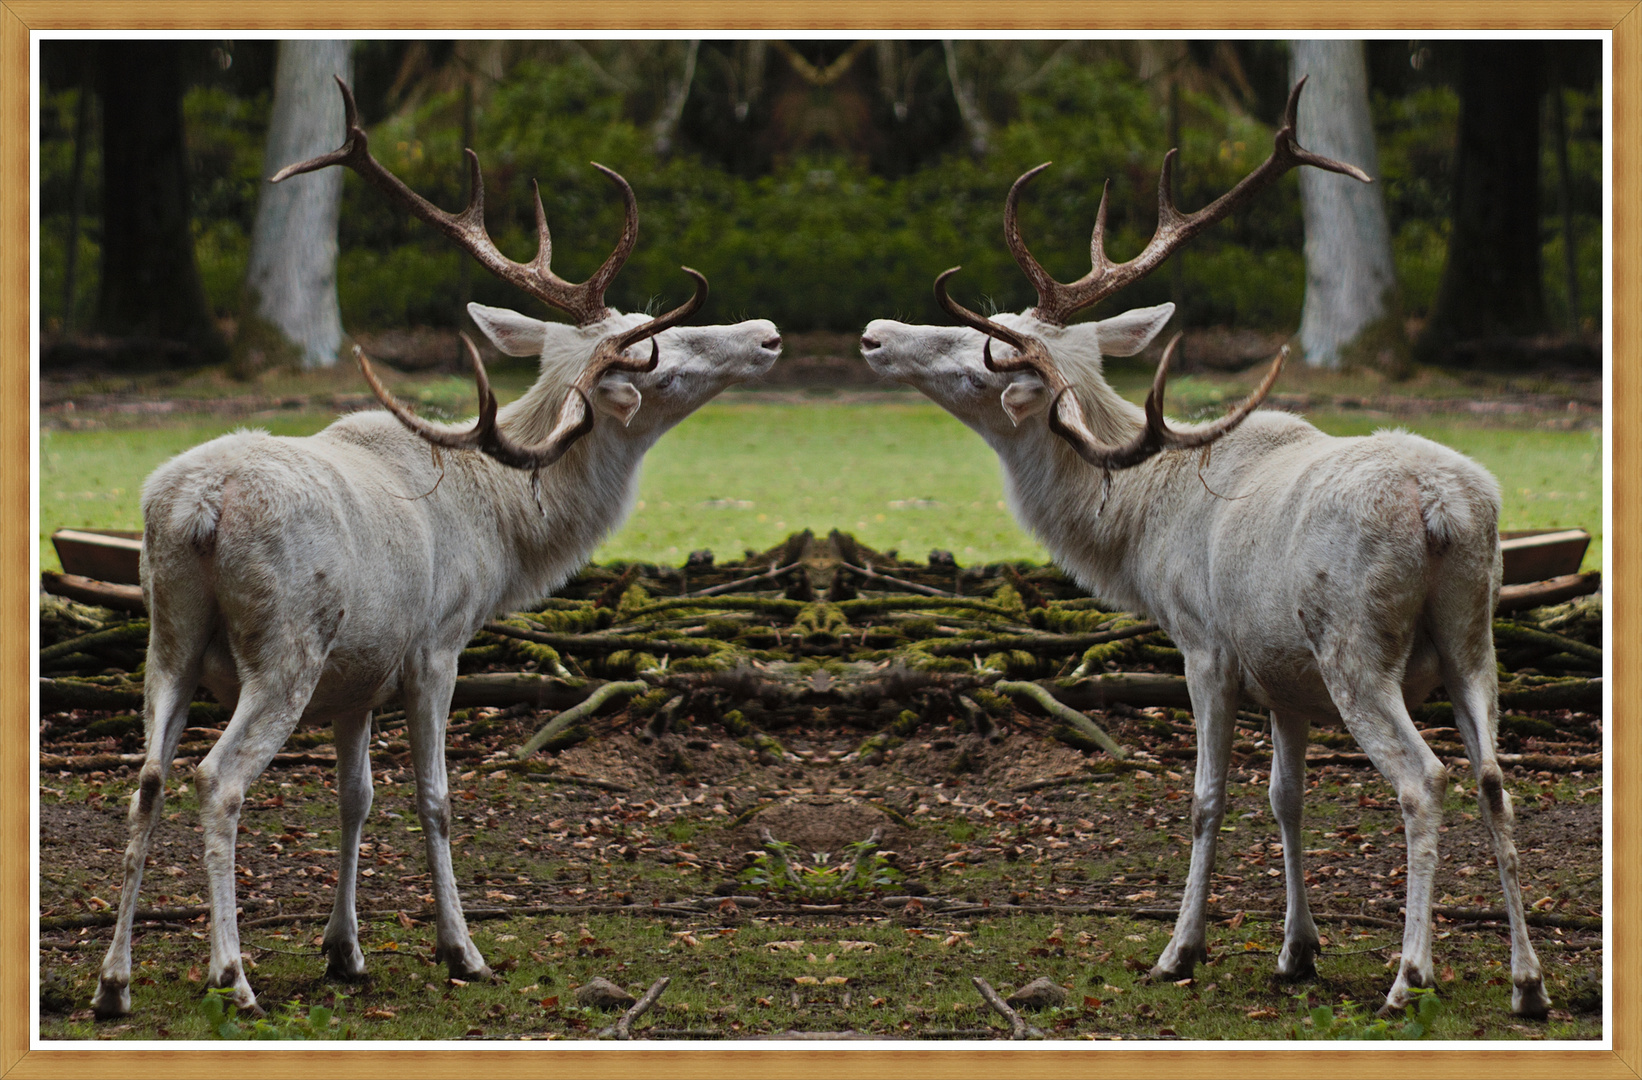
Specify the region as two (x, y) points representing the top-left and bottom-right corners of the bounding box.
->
(39, 677), (143, 712)
(1048, 673), (1194, 710)
(41, 571), (145, 613)
(1499, 678), (1602, 713)
(1496, 572), (1601, 614)
(448, 672), (595, 710)
(40, 620), (150, 665)
(40, 671), (602, 715)
(1492, 620), (1603, 663)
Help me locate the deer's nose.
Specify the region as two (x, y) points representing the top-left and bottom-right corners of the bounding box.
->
(860, 335), (881, 352)
(761, 335), (782, 351)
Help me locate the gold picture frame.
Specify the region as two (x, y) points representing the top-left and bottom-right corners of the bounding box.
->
(3, 4), (1634, 1076)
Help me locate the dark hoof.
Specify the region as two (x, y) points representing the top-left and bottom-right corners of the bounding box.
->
(90, 981), (130, 1020)
(1513, 979), (1552, 1019)
(324, 961), (370, 984)
(1275, 945), (1320, 983)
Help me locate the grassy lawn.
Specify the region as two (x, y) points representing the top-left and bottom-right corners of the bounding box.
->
(38, 398), (1603, 575)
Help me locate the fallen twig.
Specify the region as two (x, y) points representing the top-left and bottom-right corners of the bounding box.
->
(924, 621), (1160, 657)
(613, 977), (670, 1040)
(39, 750), (339, 773)
(484, 621), (716, 657)
(687, 560), (804, 598)
(521, 772), (630, 792)
(838, 561), (957, 598)
(971, 976), (1027, 1040)
(41, 899), (279, 931)
(1013, 773), (1118, 792)
(1367, 899), (1602, 931)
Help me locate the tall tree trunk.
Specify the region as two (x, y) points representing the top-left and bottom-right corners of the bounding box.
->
(61, 81), (92, 333)
(1290, 40), (1402, 370)
(1415, 42), (1546, 364)
(236, 39), (353, 371)
(96, 41), (226, 364)
(942, 41), (989, 155)
(652, 40), (700, 157)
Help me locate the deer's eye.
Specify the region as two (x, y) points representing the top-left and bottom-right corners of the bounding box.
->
(964, 373), (987, 392)
(655, 373), (678, 392)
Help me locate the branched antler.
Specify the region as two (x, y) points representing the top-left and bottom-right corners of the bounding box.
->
(1007, 77), (1372, 326)
(272, 76), (635, 326)
(935, 77), (1356, 470)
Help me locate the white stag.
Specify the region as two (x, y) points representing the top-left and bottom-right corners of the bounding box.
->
(859, 81), (1548, 1017)
(93, 80), (781, 1017)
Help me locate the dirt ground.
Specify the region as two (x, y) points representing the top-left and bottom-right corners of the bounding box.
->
(38, 698), (1605, 1041)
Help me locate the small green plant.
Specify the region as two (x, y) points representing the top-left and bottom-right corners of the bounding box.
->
(739, 834), (903, 902)
(199, 987), (348, 1040)
(1293, 987), (1441, 1041)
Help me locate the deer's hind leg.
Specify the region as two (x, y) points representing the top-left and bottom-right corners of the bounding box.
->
(1318, 667), (1447, 1016)
(93, 581), (213, 1018)
(322, 709), (374, 981)
(1436, 612), (1549, 1017)
(195, 600), (343, 1014)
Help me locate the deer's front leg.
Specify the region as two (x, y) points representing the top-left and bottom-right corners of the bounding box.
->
(403, 654), (491, 981)
(1149, 650), (1239, 982)
(1269, 709), (1321, 981)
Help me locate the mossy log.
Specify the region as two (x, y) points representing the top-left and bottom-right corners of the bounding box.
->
(39, 620), (150, 665)
(994, 680), (1126, 758)
(517, 680), (648, 757)
(1498, 678), (1603, 713)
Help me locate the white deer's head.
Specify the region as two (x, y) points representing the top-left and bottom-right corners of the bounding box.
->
(863, 79), (1368, 465)
(274, 78), (780, 466)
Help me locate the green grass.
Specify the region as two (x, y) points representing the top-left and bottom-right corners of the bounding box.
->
(38, 400), (1602, 574)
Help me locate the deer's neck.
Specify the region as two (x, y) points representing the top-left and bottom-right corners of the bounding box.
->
(993, 413), (1195, 618)
(446, 394), (657, 614)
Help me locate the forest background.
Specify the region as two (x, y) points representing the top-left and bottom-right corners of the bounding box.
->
(36, 38), (1603, 357)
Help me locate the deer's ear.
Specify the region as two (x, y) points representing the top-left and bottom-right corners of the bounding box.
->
(467, 303), (549, 357)
(594, 379), (643, 426)
(1000, 376), (1050, 426)
(1095, 303), (1175, 357)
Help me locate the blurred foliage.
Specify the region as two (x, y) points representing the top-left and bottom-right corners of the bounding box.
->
(37, 40), (1604, 338)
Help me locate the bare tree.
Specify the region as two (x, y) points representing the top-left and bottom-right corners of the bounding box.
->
(1290, 40), (1402, 370)
(235, 40), (353, 371)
